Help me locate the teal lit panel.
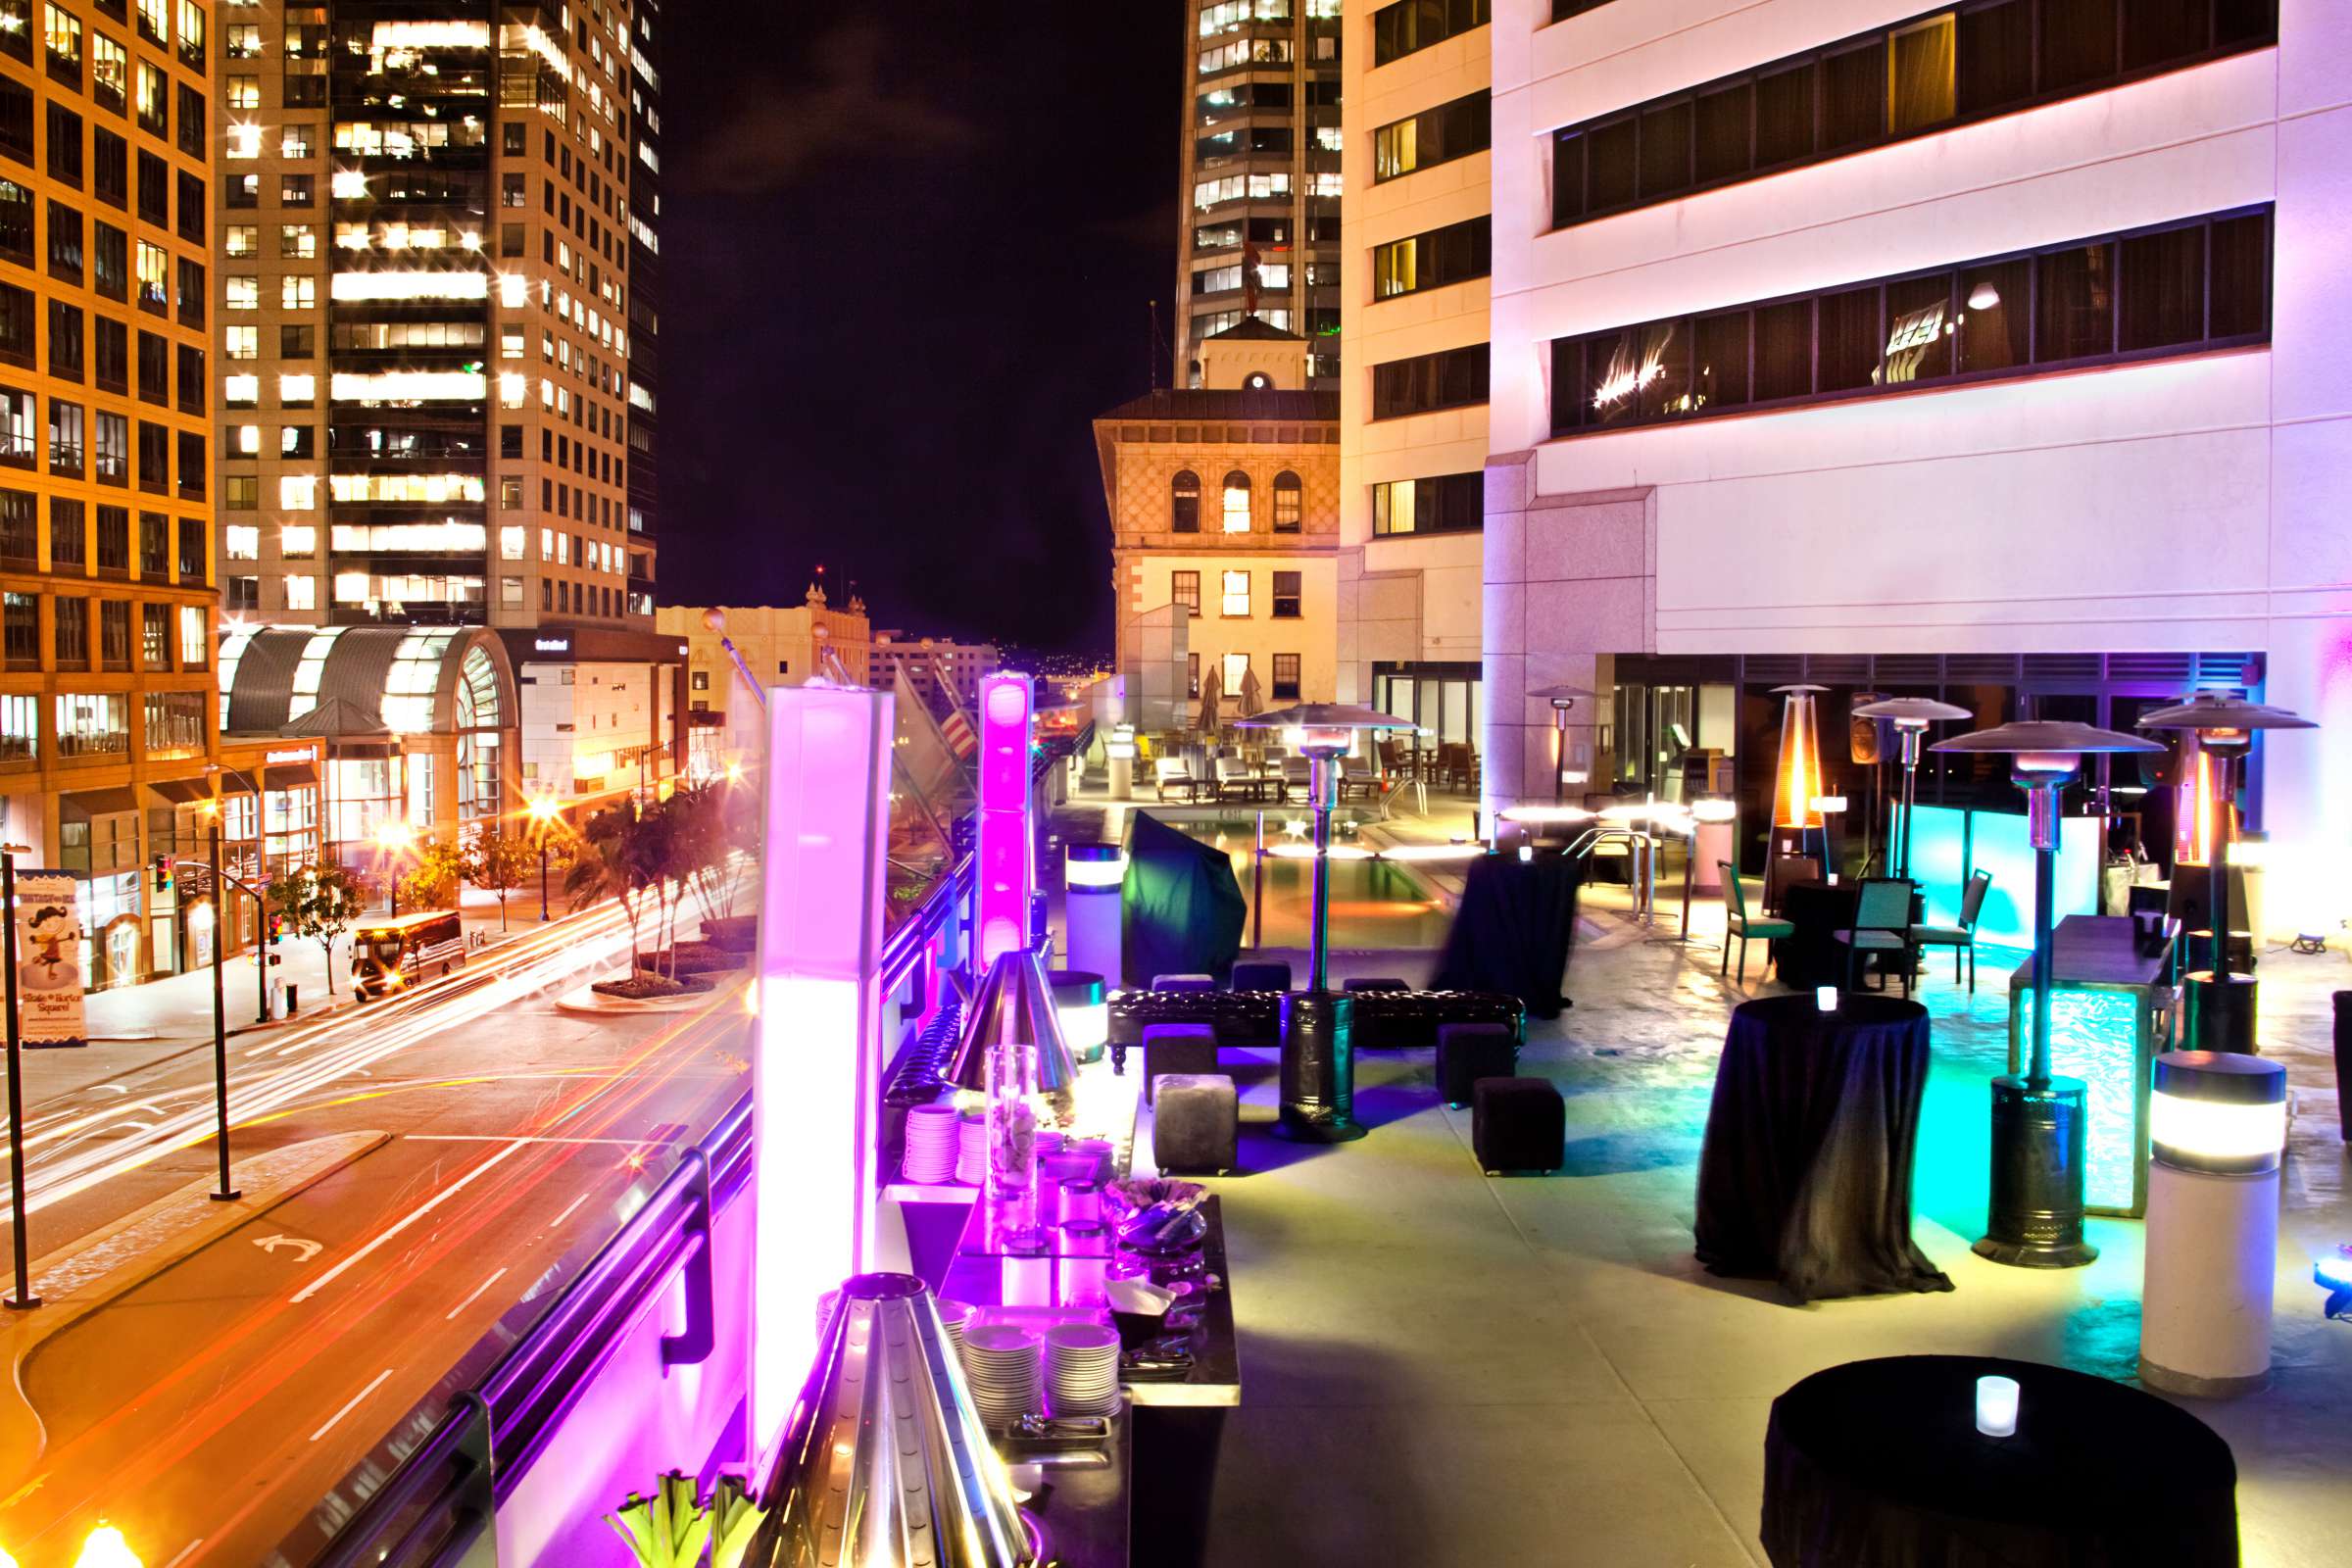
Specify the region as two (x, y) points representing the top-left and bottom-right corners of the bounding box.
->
(2016, 985), (2145, 1213)
(1910, 806), (2099, 947)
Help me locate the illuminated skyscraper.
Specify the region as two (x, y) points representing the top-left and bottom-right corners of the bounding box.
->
(1174, 0), (1342, 390)
(215, 0), (657, 631)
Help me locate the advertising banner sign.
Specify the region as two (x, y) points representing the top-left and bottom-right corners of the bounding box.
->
(14, 870), (87, 1048)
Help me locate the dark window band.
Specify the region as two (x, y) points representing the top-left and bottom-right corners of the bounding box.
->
(1551, 0), (2278, 231)
(1373, 89), (1490, 183)
(1373, 217), (1492, 301)
(1548, 206), (2270, 437)
(1373, 342), (1491, 420)
(1373, 470), (1485, 536)
(1372, 0), (1490, 69)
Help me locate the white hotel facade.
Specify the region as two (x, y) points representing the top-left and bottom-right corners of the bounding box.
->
(1342, 0), (2348, 933)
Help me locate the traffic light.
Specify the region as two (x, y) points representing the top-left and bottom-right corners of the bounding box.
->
(152, 855), (172, 894)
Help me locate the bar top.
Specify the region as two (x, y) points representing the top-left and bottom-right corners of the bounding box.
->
(2008, 913), (2172, 990)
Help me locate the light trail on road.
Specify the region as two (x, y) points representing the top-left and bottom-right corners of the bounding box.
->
(11, 903), (645, 1219)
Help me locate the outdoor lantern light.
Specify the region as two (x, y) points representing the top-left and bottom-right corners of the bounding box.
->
(1975, 1375), (2020, 1438)
(73, 1526), (141, 1568)
(1236, 702), (1421, 1142)
(1529, 683), (1595, 805)
(1852, 696), (1973, 882)
(1062, 843), (1124, 984)
(2141, 1051), (2289, 1397)
(1932, 719), (2160, 1268)
(1048, 968), (1108, 1064)
(2136, 692), (2317, 1054)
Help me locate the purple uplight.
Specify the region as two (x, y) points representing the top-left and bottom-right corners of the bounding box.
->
(975, 671), (1035, 969)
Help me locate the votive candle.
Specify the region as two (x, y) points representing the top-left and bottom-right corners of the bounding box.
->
(1815, 986), (1837, 1012)
(1976, 1374), (2020, 1437)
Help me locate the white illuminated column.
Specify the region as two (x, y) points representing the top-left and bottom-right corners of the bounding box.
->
(2140, 1050), (2288, 1397)
(1064, 842), (1125, 983)
(749, 686), (893, 1472)
(974, 672), (1035, 970)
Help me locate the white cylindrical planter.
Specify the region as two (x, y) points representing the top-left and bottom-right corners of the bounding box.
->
(1064, 843), (1125, 987)
(1106, 754), (1133, 800)
(2139, 1051), (2287, 1397)
(1693, 821), (1734, 894)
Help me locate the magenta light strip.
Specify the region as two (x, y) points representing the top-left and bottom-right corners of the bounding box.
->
(749, 686), (892, 1474)
(974, 671), (1035, 969)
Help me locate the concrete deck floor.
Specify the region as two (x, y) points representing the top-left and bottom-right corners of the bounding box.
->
(1189, 906), (2352, 1567)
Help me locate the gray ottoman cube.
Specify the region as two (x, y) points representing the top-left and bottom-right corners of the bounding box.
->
(1230, 959), (1292, 993)
(1436, 1022), (1519, 1109)
(1152, 973), (1218, 993)
(1152, 1073), (1238, 1174)
(1473, 1077), (1565, 1175)
(1141, 1021), (1220, 1102)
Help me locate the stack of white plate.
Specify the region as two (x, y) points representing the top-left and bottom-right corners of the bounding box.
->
(903, 1103), (959, 1184)
(934, 1298), (974, 1360)
(1045, 1323), (1121, 1418)
(955, 1112), (988, 1186)
(959, 1325), (1043, 1426)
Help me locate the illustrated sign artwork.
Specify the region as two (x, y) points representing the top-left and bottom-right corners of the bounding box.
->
(15, 870), (88, 1048)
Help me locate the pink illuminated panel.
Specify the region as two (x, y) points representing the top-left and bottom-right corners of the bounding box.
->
(975, 672), (1034, 967)
(749, 687), (893, 1470)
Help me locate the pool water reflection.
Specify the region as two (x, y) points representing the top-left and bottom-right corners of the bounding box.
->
(1182, 823), (1454, 952)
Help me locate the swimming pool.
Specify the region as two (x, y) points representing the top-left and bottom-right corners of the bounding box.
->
(1177, 821), (1453, 952)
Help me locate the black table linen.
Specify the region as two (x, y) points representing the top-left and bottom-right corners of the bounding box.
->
(1694, 995), (1951, 1301)
(1761, 1354), (2239, 1567)
(1432, 853), (1583, 1018)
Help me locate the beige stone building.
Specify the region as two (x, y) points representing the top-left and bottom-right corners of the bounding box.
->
(658, 589), (872, 780)
(1095, 321), (1339, 722)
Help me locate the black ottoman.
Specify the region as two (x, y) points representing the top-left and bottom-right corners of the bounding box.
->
(1142, 1022), (1219, 1102)
(1153, 1074), (1238, 1174)
(1344, 976), (1409, 992)
(1473, 1077), (1564, 1175)
(1231, 959), (1292, 994)
(1436, 1022), (1518, 1109)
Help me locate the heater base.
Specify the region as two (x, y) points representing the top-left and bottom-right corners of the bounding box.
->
(2138, 1356), (2269, 1398)
(1976, 1075), (2098, 1269)
(1277, 991), (1362, 1145)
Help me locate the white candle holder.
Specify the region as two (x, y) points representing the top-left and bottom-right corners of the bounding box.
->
(1976, 1374), (2020, 1437)
(1815, 986), (1838, 1013)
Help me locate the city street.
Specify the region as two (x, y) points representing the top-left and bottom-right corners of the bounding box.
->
(0, 901), (754, 1568)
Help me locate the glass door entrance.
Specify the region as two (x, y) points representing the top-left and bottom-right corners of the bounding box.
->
(1372, 662), (1483, 788)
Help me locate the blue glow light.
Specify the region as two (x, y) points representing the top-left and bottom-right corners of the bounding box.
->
(1907, 805), (2100, 944)
(2020, 985), (2141, 1211)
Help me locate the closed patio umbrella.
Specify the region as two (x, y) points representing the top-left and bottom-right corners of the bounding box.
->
(1197, 662), (1223, 736)
(1238, 664), (1263, 718)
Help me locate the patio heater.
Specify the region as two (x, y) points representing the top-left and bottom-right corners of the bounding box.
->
(1236, 702), (1419, 1143)
(1764, 685), (1828, 907)
(1932, 720), (2160, 1268)
(2134, 692), (2316, 1054)
(1529, 683), (1594, 805)
(1852, 696), (1973, 882)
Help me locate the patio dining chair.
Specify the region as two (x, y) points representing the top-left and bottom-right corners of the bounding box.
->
(1834, 877), (1917, 997)
(1720, 862), (1793, 984)
(1909, 869), (1992, 993)
(1153, 757), (1199, 803)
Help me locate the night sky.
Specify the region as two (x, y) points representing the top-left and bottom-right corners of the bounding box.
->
(658, 2), (1184, 658)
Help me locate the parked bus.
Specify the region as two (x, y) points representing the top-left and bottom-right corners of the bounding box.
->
(353, 908), (466, 1001)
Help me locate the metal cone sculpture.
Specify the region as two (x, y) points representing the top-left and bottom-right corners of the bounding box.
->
(750, 1272), (1033, 1567)
(946, 948), (1079, 1120)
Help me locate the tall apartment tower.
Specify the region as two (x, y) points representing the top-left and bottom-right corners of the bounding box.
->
(215, 0), (656, 630)
(1175, 0), (1343, 391)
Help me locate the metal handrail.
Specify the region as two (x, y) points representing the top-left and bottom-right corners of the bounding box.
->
(311, 848), (969, 1566)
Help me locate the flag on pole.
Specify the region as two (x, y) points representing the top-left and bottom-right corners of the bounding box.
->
(931, 657), (977, 760)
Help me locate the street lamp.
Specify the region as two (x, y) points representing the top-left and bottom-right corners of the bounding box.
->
(207, 822), (239, 1202)
(1235, 702), (1420, 1143)
(1932, 719), (2159, 1268)
(1528, 683), (1594, 805)
(527, 794), (562, 922)
(2134, 692), (2316, 1053)
(2, 841), (35, 1309)
(1851, 696), (1973, 882)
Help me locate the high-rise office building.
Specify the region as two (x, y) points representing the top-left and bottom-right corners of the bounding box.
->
(0, 0), (319, 990)
(214, 0), (655, 631)
(1175, 0), (1343, 390)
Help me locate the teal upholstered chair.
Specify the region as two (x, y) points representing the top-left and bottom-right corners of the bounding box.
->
(1720, 862), (1794, 984)
(1909, 870), (1992, 993)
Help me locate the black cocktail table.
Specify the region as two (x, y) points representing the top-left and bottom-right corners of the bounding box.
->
(1762, 1354), (2238, 1567)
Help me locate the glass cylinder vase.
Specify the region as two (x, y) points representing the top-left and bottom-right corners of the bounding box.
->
(986, 1040), (1047, 1253)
